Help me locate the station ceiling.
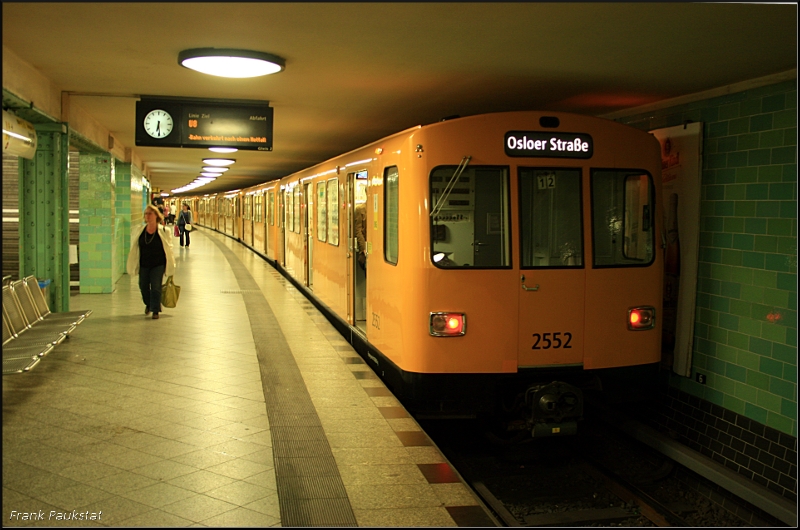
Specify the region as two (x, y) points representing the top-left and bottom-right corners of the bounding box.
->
(2, 2), (797, 196)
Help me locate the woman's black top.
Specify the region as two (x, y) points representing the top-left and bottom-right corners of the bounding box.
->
(139, 228), (166, 268)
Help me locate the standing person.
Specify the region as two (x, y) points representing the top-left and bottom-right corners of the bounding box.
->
(126, 204), (176, 319)
(178, 203), (193, 247)
(163, 203), (172, 224)
(354, 202), (367, 271)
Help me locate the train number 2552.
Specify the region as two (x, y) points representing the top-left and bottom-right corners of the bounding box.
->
(532, 332), (572, 349)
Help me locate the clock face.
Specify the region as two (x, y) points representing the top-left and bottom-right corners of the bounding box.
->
(143, 109), (174, 139)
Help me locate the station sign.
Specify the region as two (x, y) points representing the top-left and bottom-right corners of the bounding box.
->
(504, 131), (593, 159)
(135, 97), (273, 151)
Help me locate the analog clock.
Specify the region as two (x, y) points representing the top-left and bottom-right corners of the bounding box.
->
(143, 109), (174, 139)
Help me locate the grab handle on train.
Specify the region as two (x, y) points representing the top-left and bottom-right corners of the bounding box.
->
(521, 275), (539, 291)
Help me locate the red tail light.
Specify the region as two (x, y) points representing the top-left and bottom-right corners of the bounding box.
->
(430, 312), (466, 336)
(628, 307), (655, 330)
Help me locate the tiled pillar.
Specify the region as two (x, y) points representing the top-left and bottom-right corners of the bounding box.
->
(78, 154), (116, 293)
(19, 123), (70, 312)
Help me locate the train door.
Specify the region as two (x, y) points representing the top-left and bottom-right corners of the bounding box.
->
(268, 191), (272, 256)
(347, 172), (368, 332)
(517, 168), (585, 368)
(234, 196), (241, 240)
(278, 188), (286, 266)
(304, 182), (314, 289)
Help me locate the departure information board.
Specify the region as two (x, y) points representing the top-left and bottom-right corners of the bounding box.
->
(136, 97), (273, 151)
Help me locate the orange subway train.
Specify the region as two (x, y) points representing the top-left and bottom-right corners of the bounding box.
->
(186, 111), (664, 437)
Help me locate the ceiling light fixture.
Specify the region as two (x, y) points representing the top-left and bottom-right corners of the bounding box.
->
(202, 166), (229, 173)
(179, 48), (285, 78)
(200, 172), (221, 178)
(208, 147), (238, 153)
(203, 158), (236, 166)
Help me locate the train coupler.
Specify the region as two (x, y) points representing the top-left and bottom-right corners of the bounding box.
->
(525, 381), (583, 437)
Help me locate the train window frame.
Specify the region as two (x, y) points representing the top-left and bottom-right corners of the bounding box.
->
(268, 190), (275, 226)
(327, 177), (339, 246)
(518, 166), (585, 270)
(589, 168), (656, 269)
(384, 166), (399, 265)
(317, 180), (327, 242)
(429, 164), (511, 270)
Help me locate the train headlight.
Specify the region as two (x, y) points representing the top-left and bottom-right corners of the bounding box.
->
(430, 312), (466, 336)
(628, 306), (655, 330)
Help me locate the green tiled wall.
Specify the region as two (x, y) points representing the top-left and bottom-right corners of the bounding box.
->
(618, 80), (797, 437)
(78, 155), (116, 293)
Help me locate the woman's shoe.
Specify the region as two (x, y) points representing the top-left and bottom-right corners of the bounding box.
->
(152, 313), (159, 319)
(145, 307), (151, 315)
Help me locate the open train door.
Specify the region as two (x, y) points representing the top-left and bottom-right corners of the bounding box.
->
(517, 168), (585, 368)
(346, 172), (368, 332)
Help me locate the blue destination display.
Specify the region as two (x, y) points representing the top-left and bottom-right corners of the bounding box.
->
(504, 131), (593, 159)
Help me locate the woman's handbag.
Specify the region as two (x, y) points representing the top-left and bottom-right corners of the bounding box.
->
(161, 275), (181, 308)
(174, 225), (180, 237)
(185, 224), (193, 232)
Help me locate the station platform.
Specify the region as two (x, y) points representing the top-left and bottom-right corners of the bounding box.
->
(2, 228), (496, 527)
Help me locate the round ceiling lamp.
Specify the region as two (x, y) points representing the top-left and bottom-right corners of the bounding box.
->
(179, 48), (285, 78)
(209, 147), (238, 153)
(200, 172), (221, 178)
(202, 158), (236, 166)
(202, 166), (229, 173)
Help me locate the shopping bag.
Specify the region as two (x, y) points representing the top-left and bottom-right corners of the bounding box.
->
(174, 225), (180, 237)
(161, 275), (181, 308)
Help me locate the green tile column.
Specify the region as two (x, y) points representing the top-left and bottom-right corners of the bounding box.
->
(115, 162), (132, 280)
(19, 123), (70, 312)
(78, 154), (116, 293)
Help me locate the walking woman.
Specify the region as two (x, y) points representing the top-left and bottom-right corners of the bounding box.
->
(126, 204), (176, 319)
(178, 203), (193, 247)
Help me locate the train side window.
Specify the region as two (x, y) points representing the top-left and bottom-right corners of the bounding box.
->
(268, 191), (275, 226)
(317, 181), (327, 242)
(327, 178), (339, 245)
(430, 166), (510, 268)
(384, 166), (399, 265)
(591, 170), (655, 267)
(519, 168), (583, 268)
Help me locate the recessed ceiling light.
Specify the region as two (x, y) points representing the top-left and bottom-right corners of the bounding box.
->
(209, 147), (238, 153)
(200, 172), (220, 178)
(202, 166), (229, 173)
(203, 158), (236, 166)
(179, 48), (285, 78)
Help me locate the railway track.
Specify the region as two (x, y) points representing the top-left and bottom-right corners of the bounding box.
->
(420, 417), (731, 527)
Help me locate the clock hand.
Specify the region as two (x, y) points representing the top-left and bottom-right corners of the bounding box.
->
(156, 121), (161, 133)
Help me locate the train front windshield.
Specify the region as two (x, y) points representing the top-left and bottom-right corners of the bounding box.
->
(429, 167), (655, 269)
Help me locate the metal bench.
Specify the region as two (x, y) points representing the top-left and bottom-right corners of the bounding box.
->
(22, 276), (92, 324)
(2, 285), (69, 347)
(2, 311), (49, 374)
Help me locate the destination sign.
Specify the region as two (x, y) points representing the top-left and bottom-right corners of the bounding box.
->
(135, 97), (273, 151)
(504, 131), (593, 159)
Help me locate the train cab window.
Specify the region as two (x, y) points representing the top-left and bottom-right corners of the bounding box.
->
(591, 170), (655, 267)
(519, 168), (583, 268)
(430, 166), (510, 268)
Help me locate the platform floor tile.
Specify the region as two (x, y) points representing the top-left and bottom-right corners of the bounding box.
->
(3, 228), (495, 527)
